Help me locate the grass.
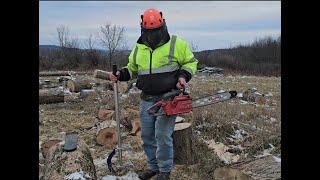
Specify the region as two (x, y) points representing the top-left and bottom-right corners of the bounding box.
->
(39, 73), (281, 179)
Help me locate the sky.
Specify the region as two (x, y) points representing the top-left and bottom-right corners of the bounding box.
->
(39, 1), (281, 51)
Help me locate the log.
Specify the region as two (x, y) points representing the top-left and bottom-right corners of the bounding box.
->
(79, 89), (96, 98)
(96, 120), (118, 148)
(93, 69), (109, 80)
(39, 71), (71, 77)
(43, 139), (96, 180)
(173, 122), (197, 165)
(242, 89), (266, 105)
(129, 118), (141, 136)
(67, 79), (93, 92)
(214, 155), (281, 180)
(39, 89), (64, 104)
(98, 109), (115, 121)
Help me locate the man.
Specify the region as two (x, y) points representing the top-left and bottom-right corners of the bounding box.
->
(108, 8), (198, 180)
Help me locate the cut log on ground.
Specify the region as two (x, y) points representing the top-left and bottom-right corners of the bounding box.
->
(67, 79), (93, 92)
(129, 118), (141, 136)
(242, 89), (266, 105)
(98, 109), (115, 121)
(39, 89), (64, 104)
(173, 122), (197, 165)
(214, 155), (281, 180)
(43, 139), (96, 180)
(39, 71), (71, 77)
(93, 69), (109, 80)
(41, 139), (61, 159)
(96, 120), (118, 148)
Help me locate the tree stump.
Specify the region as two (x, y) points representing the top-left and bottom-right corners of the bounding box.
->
(67, 79), (93, 92)
(173, 122), (197, 165)
(43, 139), (96, 180)
(39, 89), (64, 104)
(214, 155), (281, 180)
(96, 120), (118, 148)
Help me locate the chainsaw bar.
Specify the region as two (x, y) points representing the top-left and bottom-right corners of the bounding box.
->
(192, 91), (237, 108)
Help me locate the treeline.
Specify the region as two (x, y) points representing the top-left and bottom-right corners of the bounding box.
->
(194, 35), (281, 76)
(40, 27), (281, 76)
(39, 46), (129, 71)
(39, 23), (128, 71)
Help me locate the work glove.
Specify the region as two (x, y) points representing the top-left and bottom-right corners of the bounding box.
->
(109, 71), (120, 83)
(176, 77), (186, 89)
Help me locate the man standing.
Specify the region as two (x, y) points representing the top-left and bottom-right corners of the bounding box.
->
(108, 8), (198, 180)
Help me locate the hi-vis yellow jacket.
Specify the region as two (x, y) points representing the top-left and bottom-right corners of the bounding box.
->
(119, 35), (198, 95)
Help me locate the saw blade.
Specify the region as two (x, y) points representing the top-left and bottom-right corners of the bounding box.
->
(192, 91), (237, 108)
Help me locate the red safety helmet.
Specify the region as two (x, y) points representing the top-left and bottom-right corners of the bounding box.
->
(140, 8), (164, 29)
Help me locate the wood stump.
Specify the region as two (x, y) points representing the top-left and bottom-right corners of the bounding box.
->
(39, 89), (64, 104)
(96, 120), (118, 148)
(43, 139), (96, 180)
(173, 122), (197, 165)
(214, 155), (281, 180)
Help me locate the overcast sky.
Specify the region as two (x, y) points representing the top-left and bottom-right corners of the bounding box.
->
(39, 1), (281, 51)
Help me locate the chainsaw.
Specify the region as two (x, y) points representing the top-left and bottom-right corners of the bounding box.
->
(146, 86), (237, 116)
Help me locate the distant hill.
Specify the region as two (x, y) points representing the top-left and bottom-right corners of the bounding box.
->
(39, 45), (131, 56)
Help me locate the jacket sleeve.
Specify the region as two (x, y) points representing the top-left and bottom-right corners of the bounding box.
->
(177, 41), (198, 82)
(118, 46), (139, 81)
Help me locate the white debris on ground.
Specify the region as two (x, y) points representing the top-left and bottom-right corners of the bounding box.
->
(101, 171), (140, 180)
(240, 100), (248, 104)
(230, 129), (247, 141)
(270, 117), (277, 123)
(240, 111), (245, 116)
(217, 90), (225, 93)
(204, 139), (240, 164)
(236, 92), (243, 98)
(265, 92), (273, 97)
(273, 156), (281, 163)
(64, 171), (92, 180)
(255, 143), (276, 158)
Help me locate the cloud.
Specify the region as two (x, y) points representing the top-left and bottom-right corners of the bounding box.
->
(40, 1), (281, 50)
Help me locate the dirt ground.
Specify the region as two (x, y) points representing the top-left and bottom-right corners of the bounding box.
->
(39, 73), (281, 179)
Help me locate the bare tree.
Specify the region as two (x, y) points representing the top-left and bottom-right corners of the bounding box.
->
(85, 34), (99, 67)
(99, 23), (126, 69)
(56, 25), (81, 69)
